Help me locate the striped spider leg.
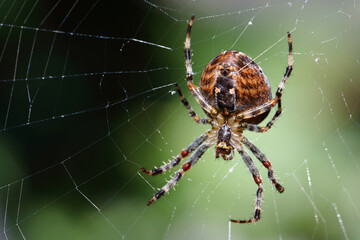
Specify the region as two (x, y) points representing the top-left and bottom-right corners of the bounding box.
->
(140, 83), (212, 177)
(229, 133), (284, 223)
(184, 15), (218, 117)
(140, 85), (217, 205)
(140, 131), (209, 177)
(230, 137), (264, 223)
(237, 32), (293, 133)
(145, 136), (216, 206)
(241, 136), (284, 193)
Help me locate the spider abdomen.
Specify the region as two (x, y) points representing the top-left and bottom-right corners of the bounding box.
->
(199, 51), (272, 122)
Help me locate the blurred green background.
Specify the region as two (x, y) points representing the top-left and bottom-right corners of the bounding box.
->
(0, 0), (359, 239)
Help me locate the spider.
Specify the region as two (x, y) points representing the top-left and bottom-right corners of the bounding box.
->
(141, 15), (293, 223)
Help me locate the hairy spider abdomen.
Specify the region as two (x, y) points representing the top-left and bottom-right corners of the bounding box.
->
(199, 51), (272, 123)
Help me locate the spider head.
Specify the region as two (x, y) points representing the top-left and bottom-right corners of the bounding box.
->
(216, 123), (234, 160)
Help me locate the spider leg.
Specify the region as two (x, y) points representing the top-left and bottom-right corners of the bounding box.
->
(237, 100), (282, 133)
(184, 15), (217, 116)
(237, 32), (293, 121)
(175, 83), (211, 124)
(230, 144), (263, 223)
(146, 140), (213, 206)
(141, 131), (209, 176)
(241, 136), (284, 193)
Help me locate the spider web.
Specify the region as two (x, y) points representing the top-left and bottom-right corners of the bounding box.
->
(0, 0), (359, 239)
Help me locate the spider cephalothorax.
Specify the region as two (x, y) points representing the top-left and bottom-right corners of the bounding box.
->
(141, 15), (292, 223)
(216, 122), (234, 160)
